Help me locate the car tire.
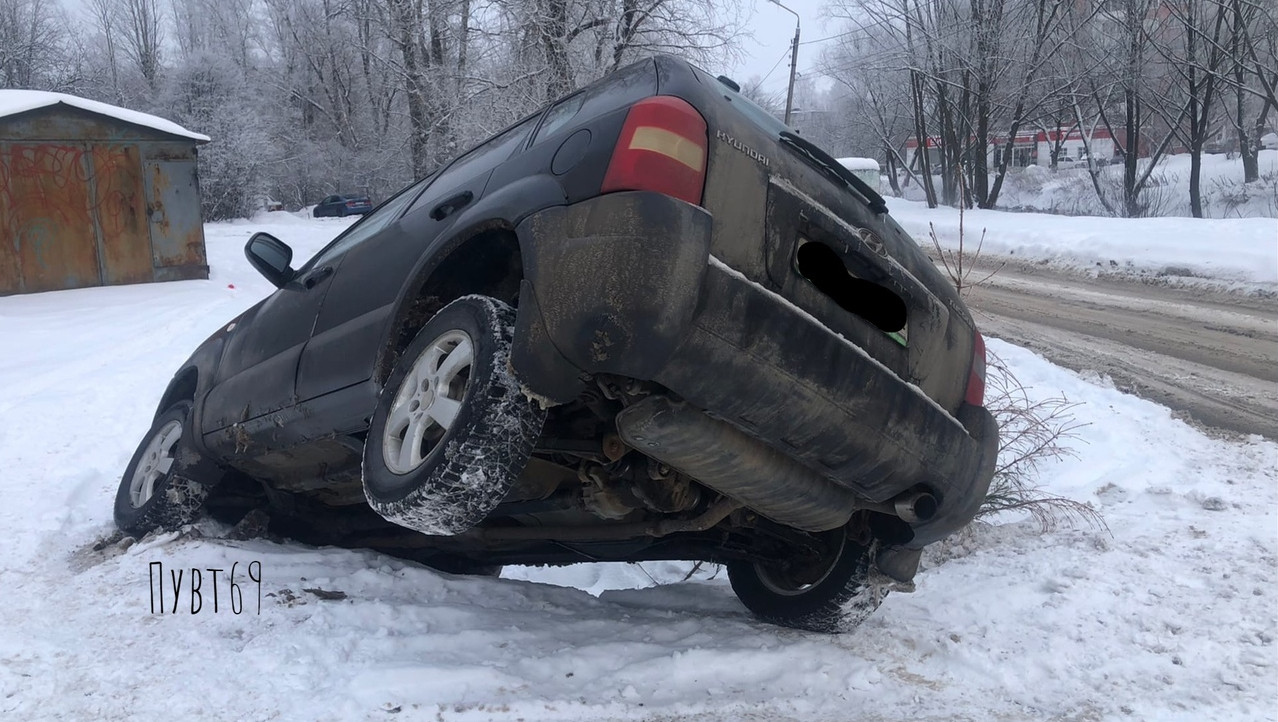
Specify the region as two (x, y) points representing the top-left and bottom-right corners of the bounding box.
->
(727, 525), (889, 634)
(362, 295), (546, 536)
(114, 401), (223, 536)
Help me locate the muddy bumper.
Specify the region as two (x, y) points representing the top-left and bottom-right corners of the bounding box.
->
(512, 191), (997, 548)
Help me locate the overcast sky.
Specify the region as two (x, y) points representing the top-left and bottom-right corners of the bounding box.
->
(722, 0), (842, 94)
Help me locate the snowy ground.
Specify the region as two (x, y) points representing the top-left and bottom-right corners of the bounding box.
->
(1, 211), (1275, 720)
(890, 200), (1278, 292)
(897, 150), (1278, 220)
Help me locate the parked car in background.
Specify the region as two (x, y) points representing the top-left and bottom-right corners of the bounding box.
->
(313, 194), (373, 217)
(114, 55), (997, 635)
(1054, 154), (1088, 169)
(836, 157), (882, 193)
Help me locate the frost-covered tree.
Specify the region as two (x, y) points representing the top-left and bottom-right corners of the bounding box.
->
(5, 0), (742, 219)
(0, 0), (69, 88)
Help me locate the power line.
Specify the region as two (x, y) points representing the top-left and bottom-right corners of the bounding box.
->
(759, 46), (795, 84)
(799, 29), (861, 46)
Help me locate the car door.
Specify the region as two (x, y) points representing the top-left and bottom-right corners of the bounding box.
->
(200, 186), (426, 436)
(200, 261), (339, 433)
(294, 114), (542, 404)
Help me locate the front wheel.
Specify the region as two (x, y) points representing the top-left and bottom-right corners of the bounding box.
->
(728, 524), (889, 633)
(114, 401), (222, 535)
(362, 295), (546, 536)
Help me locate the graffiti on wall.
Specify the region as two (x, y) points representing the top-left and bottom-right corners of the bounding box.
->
(0, 142), (152, 293)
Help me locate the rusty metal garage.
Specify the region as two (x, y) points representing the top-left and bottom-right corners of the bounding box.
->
(0, 90), (211, 296)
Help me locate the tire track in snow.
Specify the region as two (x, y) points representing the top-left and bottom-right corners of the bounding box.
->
(961, 261), (1278, 439)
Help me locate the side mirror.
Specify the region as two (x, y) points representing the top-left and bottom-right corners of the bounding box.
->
(245, 232), (296, 288)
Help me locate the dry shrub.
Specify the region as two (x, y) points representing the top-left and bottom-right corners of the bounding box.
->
(928, 168), (1105, 533)
(978, 350), (1106, 532)
(1206, 172), (1278, 218)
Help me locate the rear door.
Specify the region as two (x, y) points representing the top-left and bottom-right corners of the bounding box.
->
(294, 114), (542, 402)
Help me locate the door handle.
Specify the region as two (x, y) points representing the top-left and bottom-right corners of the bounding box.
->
(430, 191), (474, 221)
(303, 265), (334, 289)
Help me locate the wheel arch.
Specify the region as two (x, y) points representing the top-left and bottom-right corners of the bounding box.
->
(375, 220), (524, 384)
(154, 367), (199, 423)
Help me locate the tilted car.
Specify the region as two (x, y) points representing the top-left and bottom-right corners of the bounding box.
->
(114, 56), (998, 633)
(313, 194), (373, 217)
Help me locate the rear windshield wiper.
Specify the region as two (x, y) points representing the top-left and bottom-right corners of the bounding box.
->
(779, 131), (889, 215)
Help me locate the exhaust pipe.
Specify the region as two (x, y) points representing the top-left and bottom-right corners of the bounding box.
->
(894, 491), (938, 523)
(616, 396), (861, 532)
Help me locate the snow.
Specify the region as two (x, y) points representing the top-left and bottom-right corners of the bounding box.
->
(837, 156), (881, 172)
(898, 150), (1278, 220)
(891, 199), (1278, 288)
(0, 89), (210, 142)
(1, 212), (1275, 720)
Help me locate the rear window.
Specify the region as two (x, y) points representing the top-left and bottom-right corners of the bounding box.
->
(691, 66), (792, 138)
(531, 58), (658, 145)
(533, 93), (587, 143)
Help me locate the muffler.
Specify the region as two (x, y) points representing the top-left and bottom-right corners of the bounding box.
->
(615, 396), (861, 532)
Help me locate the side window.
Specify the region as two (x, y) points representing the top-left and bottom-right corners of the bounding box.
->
(306, 179), (429, 268)
(407, 114), (540, 214)
(529, 59), (656, 146)
(533, 93), (586, 144)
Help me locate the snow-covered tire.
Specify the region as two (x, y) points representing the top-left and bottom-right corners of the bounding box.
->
(728, 527), (888, 634)
(114, 401), (221, 536)
(362, 295), (545, 536)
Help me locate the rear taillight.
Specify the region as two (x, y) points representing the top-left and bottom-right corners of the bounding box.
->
(345, 201), (358, 207)
(964, 331), (987, 407)
(601, 96), (708, 205)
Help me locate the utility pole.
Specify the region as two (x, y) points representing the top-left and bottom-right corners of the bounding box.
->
(769, 0), (801, 126)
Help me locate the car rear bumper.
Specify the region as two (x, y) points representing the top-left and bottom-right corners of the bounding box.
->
(512, 191), (997, 547)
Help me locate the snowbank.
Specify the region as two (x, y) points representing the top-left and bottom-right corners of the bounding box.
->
(898, 151), (1278, 220)
(890, 199), (1278, 288)
(0, 216), (1274, 720)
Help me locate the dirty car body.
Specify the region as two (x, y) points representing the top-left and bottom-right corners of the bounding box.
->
(118, 56), (998, 633)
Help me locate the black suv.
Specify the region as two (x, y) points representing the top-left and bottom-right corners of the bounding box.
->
(115, 56), (998, 633)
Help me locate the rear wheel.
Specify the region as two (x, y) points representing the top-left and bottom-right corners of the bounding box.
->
(728, 524), (888, 633)
(362, 295), (546, 536)
(114, 401), (222, 535)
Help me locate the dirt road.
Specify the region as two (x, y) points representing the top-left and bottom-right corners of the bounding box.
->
(958, 259), (1277, 439)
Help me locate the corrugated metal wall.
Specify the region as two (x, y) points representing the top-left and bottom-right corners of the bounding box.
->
(0, 107), (208, 296)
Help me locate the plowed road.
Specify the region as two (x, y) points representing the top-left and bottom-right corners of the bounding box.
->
(959, 260), (1278, 439)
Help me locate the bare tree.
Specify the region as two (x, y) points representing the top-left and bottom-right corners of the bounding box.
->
(1225, 0), (1276, 182)
(85, 0), (124, 100)
(117, 0), (163, 88)
(1084, 0), (1191, 216)
(1143, 0), (1229, 216)
(0, 0), (64, 88)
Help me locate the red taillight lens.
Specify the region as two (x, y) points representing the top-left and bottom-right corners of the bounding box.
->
(964, 331), (987, 407)
(601, 96), (708, 205)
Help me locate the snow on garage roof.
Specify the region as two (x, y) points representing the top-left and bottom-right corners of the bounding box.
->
(837, 157), (880, 171)
(0, 89), (210, 142)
